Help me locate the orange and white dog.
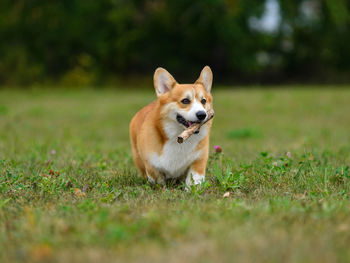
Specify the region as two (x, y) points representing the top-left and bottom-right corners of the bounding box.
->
(129, 66), (213, 187)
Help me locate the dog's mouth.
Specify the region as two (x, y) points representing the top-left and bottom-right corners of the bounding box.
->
(176, 114), (200, 128)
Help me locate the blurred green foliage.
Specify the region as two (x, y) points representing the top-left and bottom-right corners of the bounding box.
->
(0, 0), (349, 86)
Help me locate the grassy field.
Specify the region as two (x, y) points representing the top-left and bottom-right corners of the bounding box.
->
(1, 87), (350, 263)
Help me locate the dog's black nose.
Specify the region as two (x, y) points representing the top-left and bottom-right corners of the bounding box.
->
(196, 111), (207, 121)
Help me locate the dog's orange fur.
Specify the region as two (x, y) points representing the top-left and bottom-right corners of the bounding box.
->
(129, 66), (213, 185)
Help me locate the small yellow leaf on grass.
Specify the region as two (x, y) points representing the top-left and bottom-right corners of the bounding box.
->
(31, 244), (52, 262)
(223, 192), (230, 198)
(74, 188), (86, 198)
(337, 224), (349, 232)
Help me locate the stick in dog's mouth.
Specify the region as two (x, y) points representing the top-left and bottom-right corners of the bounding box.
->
(176, 114), (200, 128)
(177, 109), (214, 144)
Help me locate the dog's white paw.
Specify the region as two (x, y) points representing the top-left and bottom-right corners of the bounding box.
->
(185, 171), (205, 187)
(147, 173), (155, 184)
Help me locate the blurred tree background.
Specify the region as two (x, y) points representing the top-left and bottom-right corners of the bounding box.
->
(0, 0), (349, 86)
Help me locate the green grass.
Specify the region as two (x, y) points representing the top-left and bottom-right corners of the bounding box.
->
(1, 87), (350, 263)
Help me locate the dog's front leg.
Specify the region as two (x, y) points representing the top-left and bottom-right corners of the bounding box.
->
(185, 159), (206, 187)
(144, 163), (166, 185)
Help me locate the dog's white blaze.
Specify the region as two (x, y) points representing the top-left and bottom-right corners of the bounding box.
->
(181, 98), (205, 122)
(149, 120), (208, 179)
(186, 170), (205, 186)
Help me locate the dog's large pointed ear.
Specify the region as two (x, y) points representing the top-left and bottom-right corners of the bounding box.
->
(153, 68), (177, 97)
(195, 66), (213, 93)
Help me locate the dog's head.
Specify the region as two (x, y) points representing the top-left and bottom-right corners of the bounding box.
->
(154, 66), (213, 128)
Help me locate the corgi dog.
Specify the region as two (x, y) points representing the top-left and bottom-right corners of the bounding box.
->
(129, 66), (213, 187)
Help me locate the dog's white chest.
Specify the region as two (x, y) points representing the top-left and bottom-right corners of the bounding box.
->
(149, 122), (207, 179)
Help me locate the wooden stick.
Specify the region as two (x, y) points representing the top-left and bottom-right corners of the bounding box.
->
(177, 109), (214, 143)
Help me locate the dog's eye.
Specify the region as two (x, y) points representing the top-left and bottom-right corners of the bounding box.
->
(181, 98), (190, 104)
(201, 98), (206, 105)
